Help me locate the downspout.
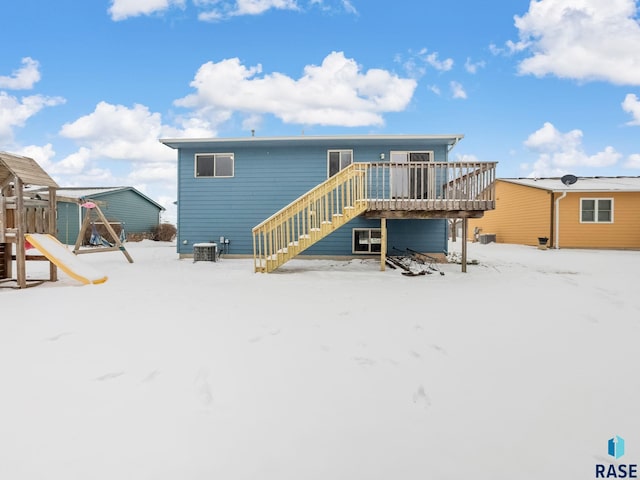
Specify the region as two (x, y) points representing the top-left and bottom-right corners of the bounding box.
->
(554, 191), (567, 249)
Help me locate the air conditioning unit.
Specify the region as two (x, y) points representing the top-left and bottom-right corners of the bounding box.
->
(478, 234), (496, 244)
(193, 242), (217, 262)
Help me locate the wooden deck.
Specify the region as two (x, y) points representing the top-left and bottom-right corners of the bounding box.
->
(253, 160), (497, 272)
(364, 199), (495, 218)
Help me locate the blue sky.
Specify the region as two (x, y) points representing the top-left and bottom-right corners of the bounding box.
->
(2, 0), (640, 222)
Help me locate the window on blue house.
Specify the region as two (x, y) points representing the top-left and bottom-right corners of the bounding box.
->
(328, 150), (352, 177)
(195, 153), (234, 178)
(353, 228), (381, 254)
(580, 198), (613, 223)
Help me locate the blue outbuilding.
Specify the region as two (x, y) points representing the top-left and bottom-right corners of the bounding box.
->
(39, 187), (165, 244)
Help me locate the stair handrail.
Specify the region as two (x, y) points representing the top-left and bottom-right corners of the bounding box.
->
(252, 163), (367, 233)
(253, 163), (368, 272)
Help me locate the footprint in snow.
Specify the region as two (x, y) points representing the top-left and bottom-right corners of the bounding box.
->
(413, 385), (431, 409)
(95, 371), (125, 382)
(46, 332), (73, 342)
(140, 370), (160, 383)
(195, 370), (214, 407)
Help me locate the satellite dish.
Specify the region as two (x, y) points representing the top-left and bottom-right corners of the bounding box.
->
(561, 174), (578, 186)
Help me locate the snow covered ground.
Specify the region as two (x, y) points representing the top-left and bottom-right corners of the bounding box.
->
(1, 240), (639, 479)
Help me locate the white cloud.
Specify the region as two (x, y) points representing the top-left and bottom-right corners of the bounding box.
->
(108, 0), (185, 21)
(16, 144), (57, 171)
(455, 153), (481, 163)
(196, 0), (354, 21)
(512, 0), (640, 85)
(128, 163), (177, 183)
(59, 102), (180, 163)
(0, 57), (41, 90)
(0, 91), (66, 142)
(622, 93), (640, 125)
(49, 147), (93, 176)
(625, 153), (640, 168)
(232, 0), (298, 15)
(52, 102), (210, 192)
(450, 81), (467, 99)
(423, 52), (454, 72)
(427, 85), (441, 95)
(464, 58), (485, 74)
(339, 0), (357, 15)
(174, 52), (417, 127)
(524, 122), (621, 176)
(396, 48), (454, 80)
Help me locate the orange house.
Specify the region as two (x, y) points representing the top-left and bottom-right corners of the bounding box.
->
(467, 177), (640, 249)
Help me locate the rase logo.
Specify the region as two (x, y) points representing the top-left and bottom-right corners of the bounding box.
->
(610, 436), (626, 460)
(596, 436), (638, 478)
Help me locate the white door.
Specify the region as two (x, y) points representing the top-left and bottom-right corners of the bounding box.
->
(390, 151), (409, 198)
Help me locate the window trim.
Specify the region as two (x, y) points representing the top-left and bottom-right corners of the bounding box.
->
(352, 228), (382, 254)
(194, 153), (235, 178)
(580, 197), (614, 223)
(327, 149), (353, 178)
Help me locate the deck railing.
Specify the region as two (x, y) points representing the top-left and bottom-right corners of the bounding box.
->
(252, 161), (496, 272)
(364, 161), (496, 211)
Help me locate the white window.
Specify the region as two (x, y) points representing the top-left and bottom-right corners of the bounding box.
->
(580, 198), (613, 223)
(195, 153), (234, 178)
(328, 150), (352, 177)
(353, 228), (381, 254)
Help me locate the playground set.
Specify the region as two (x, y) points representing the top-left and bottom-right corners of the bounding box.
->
(1, 151), (131, 289)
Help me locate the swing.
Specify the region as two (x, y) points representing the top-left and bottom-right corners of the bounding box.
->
(89, 222), (113, 247)
(73, 199), (133, 263)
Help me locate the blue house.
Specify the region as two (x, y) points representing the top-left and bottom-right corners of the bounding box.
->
(160, 135), (497, 272)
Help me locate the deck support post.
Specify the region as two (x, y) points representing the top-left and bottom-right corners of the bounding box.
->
(380, 217), (387, 271)
(461, 217), (468, 273)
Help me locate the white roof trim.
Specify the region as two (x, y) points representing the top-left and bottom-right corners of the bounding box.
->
(500, 177), (640, 192)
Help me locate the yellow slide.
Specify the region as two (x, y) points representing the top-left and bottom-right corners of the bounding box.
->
(25, 234), (108, 285)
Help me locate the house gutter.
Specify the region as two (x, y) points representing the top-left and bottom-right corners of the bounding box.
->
(554, 191), (567, 249)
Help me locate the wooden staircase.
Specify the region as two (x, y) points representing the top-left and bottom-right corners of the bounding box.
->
(253, 163), (368, 272)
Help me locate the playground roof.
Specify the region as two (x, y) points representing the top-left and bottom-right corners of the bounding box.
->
(0, 151), (59, 188)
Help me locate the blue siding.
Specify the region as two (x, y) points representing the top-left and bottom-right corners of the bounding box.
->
(92, 190), (162, 234)
(176, 139), (454, 256)
(54, 189), (163, 244)
(56, 201), (81, 244)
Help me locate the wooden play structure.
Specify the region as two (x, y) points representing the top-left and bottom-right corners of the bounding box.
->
(0, 151), (59, 288)
(72, 200), (133, 264)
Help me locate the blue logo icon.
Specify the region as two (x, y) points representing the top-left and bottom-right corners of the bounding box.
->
(608, 436), (625, 459)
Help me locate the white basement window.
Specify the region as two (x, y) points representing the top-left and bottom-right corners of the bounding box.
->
(353, 228), (381, 254)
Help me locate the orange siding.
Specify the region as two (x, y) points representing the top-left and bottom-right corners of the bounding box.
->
(467, 180), (552, 246)
(557, 192), (640, 249)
